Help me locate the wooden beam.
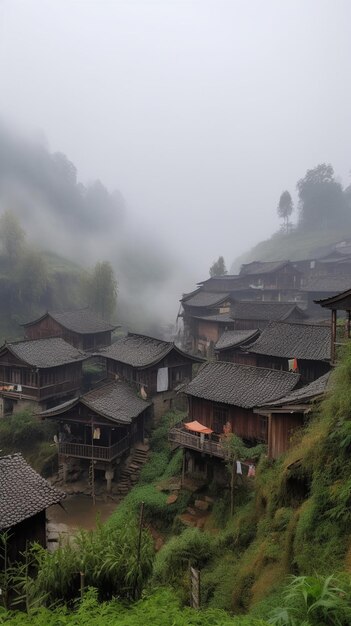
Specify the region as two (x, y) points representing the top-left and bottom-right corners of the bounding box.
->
(331, 309), (337, 364)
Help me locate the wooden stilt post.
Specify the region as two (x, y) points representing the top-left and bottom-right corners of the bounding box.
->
(181, 447), (185, 487)
(134, 501), (145, 600)
(347, 310), (351, 340)
(331, 309), (337, 364)
(91, 419), (95, 505)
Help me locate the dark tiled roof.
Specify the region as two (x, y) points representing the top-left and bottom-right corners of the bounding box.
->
(184, 361), (299, 408)
(315, 287), (351, 309)
(181, 291), (231, 308)
(240, 260), (290, 276)
(40, 381), (151, 424)
(259, 372), (331, 408)
(0, 453), (65, 530)
(23, 309), (117, 334)
(231, 301), (306, 321)
(193, 314), (235, 323)
(247, 321), (331, 361)
(2, 338), (87, 368)
(101, 332), (202, 368)
(215, 329), (260, 351)
(302, 275), (351, 293)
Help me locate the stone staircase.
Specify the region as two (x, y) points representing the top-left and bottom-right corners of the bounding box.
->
(115, 443), (150, 496)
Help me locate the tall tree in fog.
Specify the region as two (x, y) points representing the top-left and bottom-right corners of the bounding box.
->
(0, 210), (25, 263)
(297, 164), (346, 229)
(277, 190), (293, 232)
(210, 256), (227, 277)
(87, 261), (117, 320)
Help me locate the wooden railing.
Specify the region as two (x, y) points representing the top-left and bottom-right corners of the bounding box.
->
(169, 427), (226, 459)
(0, 380), (80, 400)
(59, 435), (130, 461)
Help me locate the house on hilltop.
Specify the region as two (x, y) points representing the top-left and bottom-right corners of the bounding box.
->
(100, 332), (203, 418)
(0, 337), (87, 415)
(22, 309), (117, 351)
(0, 453), (64, 568)
(239, 260), (302, 302)
(40, 380), (152, 491)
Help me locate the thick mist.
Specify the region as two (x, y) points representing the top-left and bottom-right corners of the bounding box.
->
(1, 0), (351, 328)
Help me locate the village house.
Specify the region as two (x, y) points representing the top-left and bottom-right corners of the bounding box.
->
(255, 372), (331, 459)
(0, 337), (87, 416)
(22, 309), (117, 351)
(238, 260), (303, 302)
(169, 361), (299, 480)
(301, 275), (351, 318)
(100, 332), (203, 418)
(0, 453), (64, 569)
(244, 321), (331, 382)
(40, 380), (152, 492)
(230, 301), (307, 330)
(180, 290), (235, 353)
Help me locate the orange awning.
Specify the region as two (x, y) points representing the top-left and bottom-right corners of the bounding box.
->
(184, 420), (213, 434)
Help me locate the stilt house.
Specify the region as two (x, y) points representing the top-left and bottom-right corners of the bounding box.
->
(0, 338), (87, 416)
(40, 380), (152, 491)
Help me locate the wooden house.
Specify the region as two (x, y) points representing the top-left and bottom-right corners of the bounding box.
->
(40, 380), (152, 491)
(22, 309), (117, 351)
(315, 286), (351, 363)
(215, 329), (260, 363)
(301, 275), (351, 318)
(180, 290), (234, 352)
(0, 453), (64, 570)
(169, 361), (299, 477)
(239, 260), (303, 301)
(245, 321), (331, 382)
(230, 301), (307, 330)
(255, 372), (331, 458)
(0, 337), (87, 416)
(189, 313), (236, 356)
(100, 333), (203, 419)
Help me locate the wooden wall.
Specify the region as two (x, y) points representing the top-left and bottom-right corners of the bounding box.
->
(256, 355), (330, 383)
(188, 396), (268, 443)
(268, 412), (304, 459)
(24, 316), (112, 349)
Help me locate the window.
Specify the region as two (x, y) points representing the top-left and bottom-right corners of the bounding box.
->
(213, 405), (229, 434)
(259, 417), (268, 441)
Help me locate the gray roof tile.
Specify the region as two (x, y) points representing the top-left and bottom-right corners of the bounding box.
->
(2, 338), (87, 368)
(215, 329), (260, 351)
(231, 301), (306, 321)
(24, 309), (117, 334)
(184, 361), (299, 408)
(101, 333), (201, 368)
(240, 260), (291, 276)
(40, 381), (151, 424)
(0, 453), (65, 530)
(247, 321), (331, 361)
(181, 291), (231, 307)
(259, 372), (331, 408)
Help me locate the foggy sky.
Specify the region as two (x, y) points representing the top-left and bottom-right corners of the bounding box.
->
(1, 0), (351, 312)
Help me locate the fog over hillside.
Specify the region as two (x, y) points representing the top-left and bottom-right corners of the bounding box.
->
(1, 0), (351, 328)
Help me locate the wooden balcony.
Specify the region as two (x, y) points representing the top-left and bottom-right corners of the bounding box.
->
(0, 380), (80, 401)
(59, 434), (130, 461)
(169, 427), (226, 459)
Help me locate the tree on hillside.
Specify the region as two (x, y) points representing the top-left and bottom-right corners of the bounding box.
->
(87, 261), (117, 320)
(0, 210), (25, 263)
(277, 190), (293, 232)
(16, 250), (48, 309)
(209, 256), (227, 277)
(297, 163), (347, 229)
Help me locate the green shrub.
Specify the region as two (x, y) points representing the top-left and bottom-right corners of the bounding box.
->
(152, 528), (215, 584)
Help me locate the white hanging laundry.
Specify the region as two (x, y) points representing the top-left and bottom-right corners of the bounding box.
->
(16, 384), (22, 392)
(236, 461), (242, 475)
(93, 427), (101, 440)
(157, 367), (169, 392)
(140, 385), (148, 400)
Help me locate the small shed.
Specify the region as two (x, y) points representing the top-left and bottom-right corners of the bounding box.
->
(22, 309), (118, 351)
(255, 372), (331, 458)
(0, 453), (64, 566)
